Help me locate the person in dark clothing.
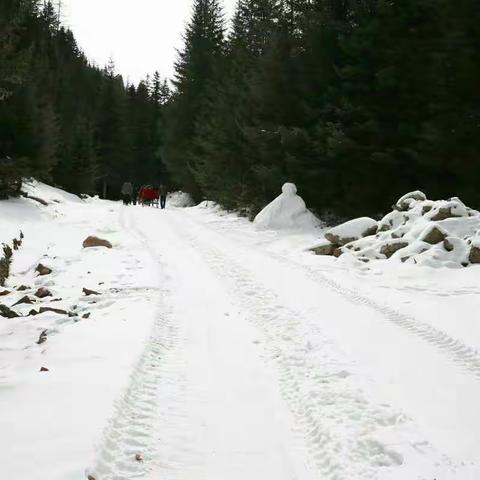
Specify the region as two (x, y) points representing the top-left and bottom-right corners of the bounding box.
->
(159, 184), (167, 209)
(121, 182), (133, 205)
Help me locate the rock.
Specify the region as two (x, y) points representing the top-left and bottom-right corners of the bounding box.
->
(444, 238), (454, 252)
(83, 287), (100, 296)
(0, 304), (19, 318)
(17, 285), (30, 291)
(333, 247), (344, 258)
(39, 307), (68, 315)
(87, 476), (97, 480)
(135, 453), (144, 462)
(82, 313), (91, 319)
(39, 367), (49, 372)
(37, 330), (48, 345)
(68, 311), (78, 318)
(469, 245), (480, 264)
(422, 205), (433, 215)
(82, 236), (113, 249)
(12, 295), (34, 307)
(395, 191), (427, 211)
(421, 225), (447, 245)
(34, 287), (52, 299)
(430, 207), (458, 221)
(28, 309), (39, 316)
(311, 241), (336, 256)
(380, 241), (409, 259)
(429, 201), (468, 221)
(0, 290), (10, 296)
(325, 217), (378, 246)
(35, 264), (52, 276)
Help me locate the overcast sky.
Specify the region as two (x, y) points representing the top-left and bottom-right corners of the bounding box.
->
(62, 0), (237, 85)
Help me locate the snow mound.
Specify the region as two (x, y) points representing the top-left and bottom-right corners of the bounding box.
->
(22, 179), (83, 205)
(314, 191), (480, 268)
(254, 183), (321, 231)
(168, 191), (194, 208)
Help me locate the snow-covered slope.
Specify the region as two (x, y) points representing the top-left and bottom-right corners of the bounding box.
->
(0, 182), (158, 480)
(2, 182), (480, 480)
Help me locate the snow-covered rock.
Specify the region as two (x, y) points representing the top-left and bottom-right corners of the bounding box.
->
(325, 217), (378, 246)
(395, 190), (427, 211)
(315, 191), (480, 268)
(254, 183), (321, 231)
(168, 191), (194, 208)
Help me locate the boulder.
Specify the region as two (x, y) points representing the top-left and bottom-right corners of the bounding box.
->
(83, 287), (100, 296)
(380, 241), (409, 259)
(82, 236), (113, 249)
(39, 367), (49, 372)
(422, 205), (433, 215)
(421, 225), (448, 245)
(34, 287), (52, 299)
(82, 312), (91, 319)
(35, 264), (52, 276)
(17, 285), (30, 291)
(0, 290), (10, 297)
(333, 247), (344, 258)
(325, 217), (378, 246)
(0, 304), (19, 318)
(431, 207), (460, 221)
(469, 245), (480, 264)
(135, 454), (144, 462)
(311, 241), (336, 256)
(443, 238), (454, 252)
(429, 201), (468, 221)
(12, 295), (34, 307)
(39, 307), (68, 315)
(395, 191), (427, 211)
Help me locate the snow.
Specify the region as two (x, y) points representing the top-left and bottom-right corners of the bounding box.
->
(325, 217), (378, 245)
(253, 183), (321, 231)
(2, 181), (480, 480)
(167, 190), (194, 208)
(319, 191), (480, 268)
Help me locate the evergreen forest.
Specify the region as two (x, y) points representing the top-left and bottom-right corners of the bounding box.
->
(1, 0), (479, 217)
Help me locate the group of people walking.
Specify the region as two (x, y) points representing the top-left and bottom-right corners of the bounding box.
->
(121, 182), (168, 209)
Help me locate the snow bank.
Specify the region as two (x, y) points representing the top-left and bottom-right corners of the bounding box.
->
(314, 191), (480, 268)
(168, 191), (194, 208)
(22, 179), (83, 205)
(254, 183), (321, 231)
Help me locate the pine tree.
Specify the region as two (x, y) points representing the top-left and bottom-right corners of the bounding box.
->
(163, 0), (225, 197)
(97, 59), (130, 198)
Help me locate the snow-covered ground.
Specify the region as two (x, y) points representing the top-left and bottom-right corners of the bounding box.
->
(2, 182), (480, 480)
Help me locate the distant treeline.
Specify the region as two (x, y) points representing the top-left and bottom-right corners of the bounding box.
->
(2, 0), (479, 218)
(0, 0), (170, 200)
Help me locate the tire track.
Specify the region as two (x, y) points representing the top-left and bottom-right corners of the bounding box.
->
(86, 209), (181, 480)
(183, 209), (480, 381)
(166, 213), (444, 480)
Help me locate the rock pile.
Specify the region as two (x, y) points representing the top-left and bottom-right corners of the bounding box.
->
(313, 191), (480, 268)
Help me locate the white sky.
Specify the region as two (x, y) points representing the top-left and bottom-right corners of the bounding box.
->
(62, 0), (237, 85)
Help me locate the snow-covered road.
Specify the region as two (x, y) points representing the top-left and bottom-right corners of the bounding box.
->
(2, 187), (480, 480)
(94, 205), (480, 479)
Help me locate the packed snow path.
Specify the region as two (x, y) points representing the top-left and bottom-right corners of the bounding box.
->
(91, 205), (480, 480)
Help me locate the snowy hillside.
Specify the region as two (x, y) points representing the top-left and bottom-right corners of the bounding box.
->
(2, 182), (480, 480)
